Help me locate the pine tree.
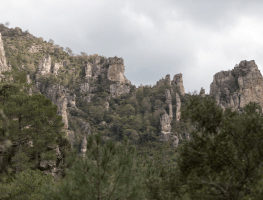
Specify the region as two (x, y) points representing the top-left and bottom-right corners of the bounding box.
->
(43, 134), (148, 200)
(178, 95), (263, 200)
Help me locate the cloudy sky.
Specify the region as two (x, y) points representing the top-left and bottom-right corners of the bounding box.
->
(1, 0), (263, 93)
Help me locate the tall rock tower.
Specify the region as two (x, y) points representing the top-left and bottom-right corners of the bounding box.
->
(0, 33), (10, 73)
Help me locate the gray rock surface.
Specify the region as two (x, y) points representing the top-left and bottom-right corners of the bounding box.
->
(200, 87), (205, 98)
(210, 60), (263, 111)
(80, 136), (87, 157)
(37, 55), (52, 76)
(175, 93), (181, 121)
(53, 62), (63, 76)
(0, 33), (11, 74)
(172, 74), (185, 96)
(110, 82), (130, 97)
(165, 89), (173, 119)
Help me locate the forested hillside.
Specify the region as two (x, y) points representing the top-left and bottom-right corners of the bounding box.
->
(1, 24), (263, 199)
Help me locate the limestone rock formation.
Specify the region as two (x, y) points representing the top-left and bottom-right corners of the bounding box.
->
(84, 56), (130, 84)
(0, 33), (11, 73)
(165, 89), (173, 119)
(159, 111), (172, 142)
(38, 84), (70, 130)
(210, 60), (263, 111)
(171, 135), (179, 148)
(200, 87), (205, 98)
(37, 55), (52, 75)
(155, 73), (185, 96)
(79, 83), (90, 93)
(156, 74), (171, 86)
(80, 136), (87, 157)
(175, 93), (181, 121)
(172, 74), (185, 96)
(53, 62), (63, 76)
(110, 83), (130, 97)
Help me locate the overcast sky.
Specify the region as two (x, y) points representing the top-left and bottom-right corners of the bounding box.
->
(1, 0), (263, 93)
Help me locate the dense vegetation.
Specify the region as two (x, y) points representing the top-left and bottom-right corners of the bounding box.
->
(1, 24), (263, 199)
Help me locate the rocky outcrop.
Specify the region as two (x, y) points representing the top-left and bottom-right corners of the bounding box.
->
(40, 145), (62, 177)
(156, 75), (171, 86)
(155, 73), (185, 96)
(165, 89), (173, 119)
(37, 55), (52, 76)
(37, 84), (71, 130)
(107, 56), (129, 84)
(210, 60), (263, 111)
(172, 74), (185, 96)
(159, 111), (172, 142)
(84, 56), (130, 84)
(159, 111), (180, 147)
(175, 93), (181, 121)
(80, 136), (87, 157)
(200, 87), (205, 98)
(0, 33), (11, 74)
(53, 62), (63, 76)
(110, 82), (130, 97)
(79, 83), (90, 93)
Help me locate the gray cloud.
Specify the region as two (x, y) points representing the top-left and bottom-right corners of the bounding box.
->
(1, 0), (263, 93)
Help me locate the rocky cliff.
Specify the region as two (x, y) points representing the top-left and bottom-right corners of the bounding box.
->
(0, 33), (10, 74)
(210, 60), (263, 111)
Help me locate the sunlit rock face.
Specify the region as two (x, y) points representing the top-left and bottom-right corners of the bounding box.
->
(0, 33), (11, 73)
(210, 60), (263, 111)
(165, 89), (173, 120)
(159, 111), (172, 142)
(37, 84), (73, 130)
(37, 55), (52, 75)
(175, 93), (181, 121)
(172, 73), (185, 96)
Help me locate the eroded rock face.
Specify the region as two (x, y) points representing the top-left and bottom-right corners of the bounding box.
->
(210, 60), (263, 111)
(172, 74), (185, 96)
(110, 83), (130, 97)
(38, 84), (70, 130)
(200, 87), (205, 98)
(80, 136), (87, 157)
(37, 55), (52, 75)
(53, 62), (63, 76)
(159, 111), (172, 143)
(157, 75), (171, 86)
(165, 89), (173, 119)
(79, 83), (90, 93)
(107, 57), (127, 84)
(175, 93), (181, 121)
(0, 33), (10, 73)
(84, 56), (130, 84)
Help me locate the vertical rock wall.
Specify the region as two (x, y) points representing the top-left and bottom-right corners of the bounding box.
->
(0, 33), (10, 73)
(172, 74), (185, 96)
(165, 89), (173, 119)
(37, 55), (52, 75)
(175, 93), (181, 121)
